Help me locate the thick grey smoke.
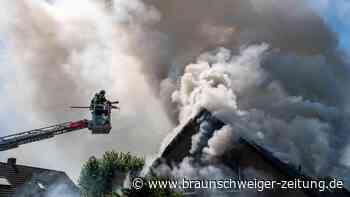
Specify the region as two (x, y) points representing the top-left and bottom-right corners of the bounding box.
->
(140, 0), (337, 77)
(135, 0), (341, 122)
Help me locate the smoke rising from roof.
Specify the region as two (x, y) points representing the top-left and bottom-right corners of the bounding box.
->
(168, 44), (350, 188)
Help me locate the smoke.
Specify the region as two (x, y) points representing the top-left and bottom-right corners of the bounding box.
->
(203, 125), (236, 158)
(168, 44), (350, 187)
(46, 182), (80, 197)
(15, 171), (79, 197)
(0, 0), (349, 191)
(150, 1), (350, 185)
(154, 157), (237, 196)
(141, 0), (337, 78)
(0, 0), (172, 181)
(172, 45), (268, 124)
(123, 0), (341, 122)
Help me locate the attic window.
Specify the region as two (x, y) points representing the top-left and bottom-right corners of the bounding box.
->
(0, 177), (11, 186)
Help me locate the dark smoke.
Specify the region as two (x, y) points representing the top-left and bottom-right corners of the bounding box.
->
(127, 0), (342, 123)
(140, 0), (337, 79)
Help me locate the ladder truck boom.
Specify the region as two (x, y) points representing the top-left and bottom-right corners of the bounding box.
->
(0, 120), (88, 151)
(0, 92), (119, 151)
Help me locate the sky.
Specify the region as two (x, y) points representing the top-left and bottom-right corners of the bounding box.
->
(309, 0), (350, 55)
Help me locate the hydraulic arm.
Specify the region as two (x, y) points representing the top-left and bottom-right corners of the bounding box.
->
(0, 97), (118, 151)
(0, 120), (88, 151)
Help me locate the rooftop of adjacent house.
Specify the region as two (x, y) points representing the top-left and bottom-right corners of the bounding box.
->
(0, 158), (76, 197)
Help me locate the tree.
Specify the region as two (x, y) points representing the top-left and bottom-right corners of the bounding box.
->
(79, 151), (182, 197)
(79, 152), (144, 197)
(79, 156), (106, 197)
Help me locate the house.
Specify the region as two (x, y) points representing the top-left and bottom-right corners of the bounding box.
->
(0, 158), (78, 197)
(157, 109), (350, 197)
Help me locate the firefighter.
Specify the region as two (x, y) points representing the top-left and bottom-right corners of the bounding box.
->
(90, 90), (111, 126)
(90, 90), (108, 110)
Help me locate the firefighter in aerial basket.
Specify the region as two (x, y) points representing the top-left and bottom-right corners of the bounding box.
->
(70, 90), (118, 134)
(90, 90), (110, 124)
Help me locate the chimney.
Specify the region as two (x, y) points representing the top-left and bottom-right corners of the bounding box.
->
(7, 158), (18, 173)
(7, 158), (16, 166)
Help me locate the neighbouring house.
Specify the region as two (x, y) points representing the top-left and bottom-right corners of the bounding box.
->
(0, 158), (78, 197)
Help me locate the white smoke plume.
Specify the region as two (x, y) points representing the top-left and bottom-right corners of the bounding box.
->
(0, 0), (172, 181)
(46, 182), (80, 197)
(14, 170), (79, 197)
(203, 125), (236, 158)
(172, 45), (268, 124)
(153, 157), (237, 196)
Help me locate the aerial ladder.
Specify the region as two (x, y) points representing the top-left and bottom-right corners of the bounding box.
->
(0, 100), (119, 151)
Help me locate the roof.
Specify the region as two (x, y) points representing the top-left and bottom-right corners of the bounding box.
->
(158, 108), (350, 197)
(0, 158), (78, 197)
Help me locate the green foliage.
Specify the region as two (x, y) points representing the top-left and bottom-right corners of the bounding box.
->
(101, 151), (144, 172)
(79, 151), (182, 197)
(79, 151), (144, 197)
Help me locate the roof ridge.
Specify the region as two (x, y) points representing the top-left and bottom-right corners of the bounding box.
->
(0, 161), (65, 174)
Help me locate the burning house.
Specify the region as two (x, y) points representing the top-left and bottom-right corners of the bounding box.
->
(153, 109), (350, 197)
